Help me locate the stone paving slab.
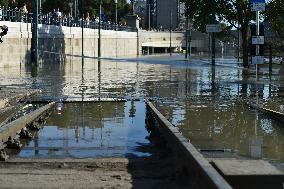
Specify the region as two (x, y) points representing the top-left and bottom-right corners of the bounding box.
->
(211, 159), (284, 189)
(211, 159), (284, 176)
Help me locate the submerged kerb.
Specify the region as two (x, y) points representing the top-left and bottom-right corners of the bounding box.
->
(145, 99), (232, 189)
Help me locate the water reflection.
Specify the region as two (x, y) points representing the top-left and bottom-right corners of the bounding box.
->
(0, 54), (284, 163)
(156, 98), (284, 162)
(15, 101), (150, 158)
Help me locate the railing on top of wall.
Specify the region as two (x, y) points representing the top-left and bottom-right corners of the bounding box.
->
(0, 6), (137, 32)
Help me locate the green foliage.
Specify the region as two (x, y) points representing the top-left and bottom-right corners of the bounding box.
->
(181, 0), (255, 68)
(266, 0), (284, 40)
(0, 0), (9, 8)
(40, 0), (131, 21)
(181, 0), (254, 32)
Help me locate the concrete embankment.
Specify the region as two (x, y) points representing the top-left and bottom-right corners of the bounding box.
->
(145, 99), (232, 189)
(147, 100), (284, 189)
(0, 21), (186, 67)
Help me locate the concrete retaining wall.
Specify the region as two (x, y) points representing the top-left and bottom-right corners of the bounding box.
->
(145, 99), (232, 189)
(0, 21), (187, 67)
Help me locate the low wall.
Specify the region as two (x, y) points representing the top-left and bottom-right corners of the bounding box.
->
(0, 21), (186, 67)
(145, 99), (232, 189)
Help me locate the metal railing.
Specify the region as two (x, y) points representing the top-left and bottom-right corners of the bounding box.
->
(0, 6), (137, 32)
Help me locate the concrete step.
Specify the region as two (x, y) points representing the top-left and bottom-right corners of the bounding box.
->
(211, 159), (284, 189)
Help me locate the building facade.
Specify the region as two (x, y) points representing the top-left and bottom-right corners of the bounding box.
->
(155, 0), (185, 30)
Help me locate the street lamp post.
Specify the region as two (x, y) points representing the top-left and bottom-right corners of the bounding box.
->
(75, 0), (78, 18)
(114, 0), (117, 29)
(69, 2), (73, 18)
(170, 3), (172, 56)
(81, 0), (84, 63)
(148, 3), (151, 30)
(211, 0), (216, 66)
(114, 0), (118, 57)
(98, 0), (102, 58)
(68, 2), (73, 27)
(185, 17), (189, 59)
(31, 0), (39, 65)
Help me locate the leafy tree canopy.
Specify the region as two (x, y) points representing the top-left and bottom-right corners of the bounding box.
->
(181, 0), (256, 68)
(0, 0), (131, 22)
(266, 0), (284, 40)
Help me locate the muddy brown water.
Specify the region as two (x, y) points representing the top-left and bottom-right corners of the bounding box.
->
(0, 55), (283, 166)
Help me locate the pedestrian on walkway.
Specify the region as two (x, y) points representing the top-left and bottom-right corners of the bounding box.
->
(0, 25), (8, 43)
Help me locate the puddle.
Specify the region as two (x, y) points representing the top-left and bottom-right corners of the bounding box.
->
(12, 101), (151, 158)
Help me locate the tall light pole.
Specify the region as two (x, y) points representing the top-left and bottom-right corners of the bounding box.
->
(31, 0), (39, 65)
(185, 17), (189, 59)
(211, 0), (216, 66)
(169, 2), (172, 56)
(69, 2), (73, 18)
(114, 0), (118, 57)
(98, 0), (102, 58)
(114, 0), (117, 29)
(81, 0), (84, 63)
(148, 3), (151, 30)
(75, 0), (78, 18)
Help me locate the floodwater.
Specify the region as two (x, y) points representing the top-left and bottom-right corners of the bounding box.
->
(0, 54), (283, 163)
(14, 101), (150, 158)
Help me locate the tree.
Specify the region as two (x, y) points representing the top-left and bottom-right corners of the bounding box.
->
(41, 0), (131, 22)
(181, 0), (254, 68)
(265, 0), (284, 57)
(266, 0), (284, 39)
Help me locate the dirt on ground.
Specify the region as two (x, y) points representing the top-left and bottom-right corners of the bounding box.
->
(0, 151), (190, 189)
(0, 87), (40, 109)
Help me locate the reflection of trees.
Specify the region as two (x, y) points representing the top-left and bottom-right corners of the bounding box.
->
(162, 98), (284, 161)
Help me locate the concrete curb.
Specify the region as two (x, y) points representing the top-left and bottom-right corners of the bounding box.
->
(146, 99), (232, 189)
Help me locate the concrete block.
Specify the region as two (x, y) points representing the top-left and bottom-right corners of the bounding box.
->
(212, 159), (284, 189)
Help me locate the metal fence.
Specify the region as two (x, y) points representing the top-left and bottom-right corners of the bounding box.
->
(0, 7), (137, 32)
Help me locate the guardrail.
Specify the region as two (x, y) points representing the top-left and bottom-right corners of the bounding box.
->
(0, 7), (136, 32)
(146, 99), (232, 189)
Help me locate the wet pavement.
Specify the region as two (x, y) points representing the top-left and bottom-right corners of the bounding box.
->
(0, 54), (283, 166)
